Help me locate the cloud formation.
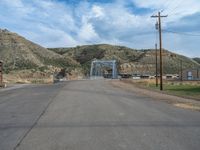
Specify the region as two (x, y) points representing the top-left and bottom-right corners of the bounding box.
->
(0, 0), (200, 57)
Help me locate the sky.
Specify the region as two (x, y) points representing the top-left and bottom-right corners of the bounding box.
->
(0, 0), (200, 57)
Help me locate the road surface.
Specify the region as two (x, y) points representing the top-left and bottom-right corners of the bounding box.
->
(0, 80), (200, 150)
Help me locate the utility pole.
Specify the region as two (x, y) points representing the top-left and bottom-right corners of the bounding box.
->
(0, 61), (3, 86)
(151, 12), (167, 91)
(180, 60), (183, 81)
(155, 43), (158, 87)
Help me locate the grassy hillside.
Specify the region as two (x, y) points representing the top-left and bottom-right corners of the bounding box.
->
(49, 44), (200, 75)
(49, 44), (141, 74)
(0, 29), (79, 73)
(0, 29), (83, 83)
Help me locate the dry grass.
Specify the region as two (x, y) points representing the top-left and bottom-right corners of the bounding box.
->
(173, 103), (200, 111)
(3, 70), (54, 84)
(121, 79), (200, 100)
(3, 69), (84, 84)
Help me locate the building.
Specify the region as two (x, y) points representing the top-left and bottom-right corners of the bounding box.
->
(180, 68), (200, 80)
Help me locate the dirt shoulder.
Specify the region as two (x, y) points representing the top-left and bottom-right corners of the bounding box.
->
(109, 79), (200, 112)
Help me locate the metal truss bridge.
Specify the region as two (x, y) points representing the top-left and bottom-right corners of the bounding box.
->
(90, 60), (118, 79)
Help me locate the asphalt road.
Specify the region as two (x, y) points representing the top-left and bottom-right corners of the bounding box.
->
(0, 80), (200, 150)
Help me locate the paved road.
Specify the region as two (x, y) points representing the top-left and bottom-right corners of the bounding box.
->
(0, 80), (200, 150)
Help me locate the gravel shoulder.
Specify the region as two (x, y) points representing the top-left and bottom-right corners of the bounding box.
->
(109, 80), (200, 111)
(0, 84), (31, 92)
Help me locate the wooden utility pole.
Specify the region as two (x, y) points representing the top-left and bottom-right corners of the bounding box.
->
(151, 12), (167, 91)
(0, 61), (3, 86)
(155, 43), (158, 87)
(180, 60), (183, 81)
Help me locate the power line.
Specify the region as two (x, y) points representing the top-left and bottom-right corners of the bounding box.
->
(161, 0), (175, 13)
(163, 0), (172, 8)
(152, 0), (174, 16)
(163, 30), (200, 36)
(166, 0), (183, 16)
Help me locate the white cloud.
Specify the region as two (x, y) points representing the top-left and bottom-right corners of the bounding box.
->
(133, 0), (200, 20)
(0, 0), (79, 47)
(91, 5), (105, 18)
(36, 26), (79, 47)
(0, 0), (200, 57)
(78, 22), (100, 42)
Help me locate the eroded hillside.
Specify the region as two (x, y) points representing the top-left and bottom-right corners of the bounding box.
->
(1, 29), (199, 83)
(0, 29), (82, 83)
(49, 44), (200, 75)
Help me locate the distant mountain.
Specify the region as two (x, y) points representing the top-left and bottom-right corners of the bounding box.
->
(49, 44), (200, 75)
(0, 29), (78, 73)
(193, 57), (200, 64)
(1, 29), (199, 78)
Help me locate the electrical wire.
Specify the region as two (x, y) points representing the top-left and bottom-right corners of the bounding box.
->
(163, 29), (200, 36)
(166, 0), (184, 16)
(152, 0), (173, 15)
(161, 0), (174, 13)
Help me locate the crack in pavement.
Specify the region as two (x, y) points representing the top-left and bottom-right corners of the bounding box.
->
(13, 86), (64, 150)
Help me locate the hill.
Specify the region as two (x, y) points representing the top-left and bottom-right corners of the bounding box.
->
(0, 29), (82, 83)
(49, 44), (141, 74)
(1, 29), (199, 82)
(193, 57), (200, 64)
(49, 44), (200, 75)
(0, 29), (79, 72)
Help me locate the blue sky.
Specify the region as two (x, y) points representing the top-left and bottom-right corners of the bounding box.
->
(0, 0), (200, 57)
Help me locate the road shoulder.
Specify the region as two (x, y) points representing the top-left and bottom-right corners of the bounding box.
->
(109, 80), (200, 112)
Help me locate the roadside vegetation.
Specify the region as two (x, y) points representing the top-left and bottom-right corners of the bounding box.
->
(121, 79), (200, 100)
(112, 79), (200, 111)
(156, 83), (200, 100)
